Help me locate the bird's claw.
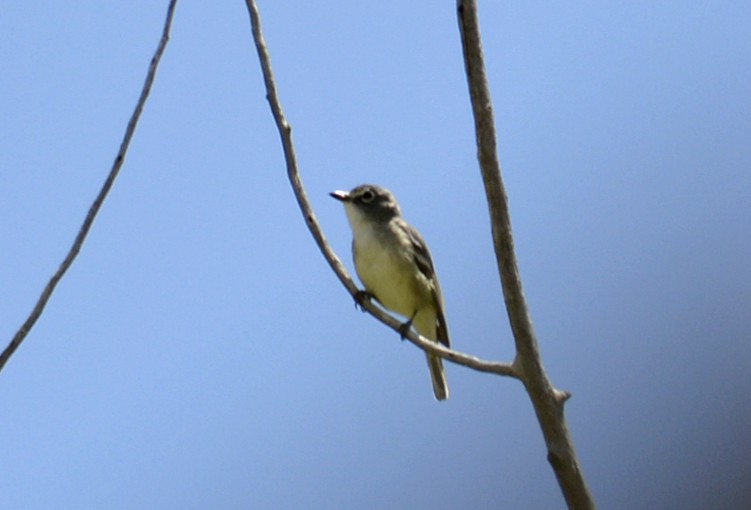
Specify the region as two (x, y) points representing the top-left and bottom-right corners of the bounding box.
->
(354, 290), (375, 311)
(397, 320), (413, 341)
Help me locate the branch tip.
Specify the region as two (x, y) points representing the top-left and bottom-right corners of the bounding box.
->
(555, 389), (572, 404)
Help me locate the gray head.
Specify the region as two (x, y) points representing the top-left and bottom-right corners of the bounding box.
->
(330, 184), (402, 223)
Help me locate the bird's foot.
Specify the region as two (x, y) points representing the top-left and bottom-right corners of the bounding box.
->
(397, 319), (414, 341)
(354, 290), (375, 311)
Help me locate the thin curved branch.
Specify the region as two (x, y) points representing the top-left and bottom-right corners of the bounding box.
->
(457, 0), (594, 508)
(244, 0), (516, 380)
(244, 0), (354, 295)
(0, 0), (178, 374)
(357, 296), (517, 377)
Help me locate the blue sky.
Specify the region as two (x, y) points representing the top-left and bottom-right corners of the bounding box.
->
(2, 1), (750, 508)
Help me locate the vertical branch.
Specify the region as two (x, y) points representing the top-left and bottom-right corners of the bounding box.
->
(456, 0), (595, 508)
(0, 0), (178, 373)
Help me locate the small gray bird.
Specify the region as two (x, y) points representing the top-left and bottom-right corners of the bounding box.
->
(330, 184), (450, 401)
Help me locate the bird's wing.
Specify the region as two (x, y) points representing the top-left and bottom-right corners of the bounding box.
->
(399, 220), (450, 348)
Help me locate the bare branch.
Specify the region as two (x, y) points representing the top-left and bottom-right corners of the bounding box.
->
(0, 0), (178, 374)
(457, 0), (595, 507)
(357, 296), (517, 377)
(244, 0), (354, 295)
(244, 0), (516, 380)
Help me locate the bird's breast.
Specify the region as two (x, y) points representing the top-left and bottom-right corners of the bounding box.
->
(352, 225), (427, 319)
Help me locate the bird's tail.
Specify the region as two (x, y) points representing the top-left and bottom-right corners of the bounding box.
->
(426, 352), (449, 401)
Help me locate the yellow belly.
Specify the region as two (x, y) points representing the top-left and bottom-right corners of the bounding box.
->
(353, 231), (432, 321)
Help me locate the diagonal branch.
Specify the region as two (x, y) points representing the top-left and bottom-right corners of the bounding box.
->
(243, 0), (517, 380)
(0, 0), (178, 374)
(457, 0), (594, 508)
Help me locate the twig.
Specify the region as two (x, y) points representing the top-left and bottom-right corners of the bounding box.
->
(244, 0), (517, 380)
(457, 0), (594, 507)
(0, 0), (178, 373)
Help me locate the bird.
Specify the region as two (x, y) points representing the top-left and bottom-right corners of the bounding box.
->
(330, 184), (450, 400)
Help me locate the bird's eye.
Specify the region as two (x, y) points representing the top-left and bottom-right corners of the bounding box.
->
(360, 190), (375, 203)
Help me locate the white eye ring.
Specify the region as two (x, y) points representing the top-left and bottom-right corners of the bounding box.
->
(360, 190), (375, 202)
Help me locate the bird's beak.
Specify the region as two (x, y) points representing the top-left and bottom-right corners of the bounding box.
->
(330, 190), (350, 202)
